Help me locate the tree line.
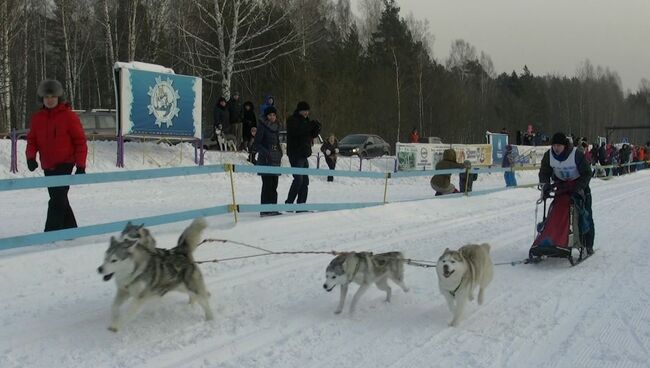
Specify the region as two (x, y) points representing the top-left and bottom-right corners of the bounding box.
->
(1, 0), (649, 145)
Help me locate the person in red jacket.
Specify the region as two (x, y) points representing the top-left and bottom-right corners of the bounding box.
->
(26, 79), (87, 232)
(409, 128), (420, 143)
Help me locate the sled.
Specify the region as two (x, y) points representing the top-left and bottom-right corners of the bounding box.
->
(528, 183), (591, 266)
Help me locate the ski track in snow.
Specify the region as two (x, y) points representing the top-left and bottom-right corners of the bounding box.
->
(1, 142), (649, 367)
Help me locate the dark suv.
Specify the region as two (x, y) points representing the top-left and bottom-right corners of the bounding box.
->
(338, 134), (391, 158)
(12, 109), (117, 140)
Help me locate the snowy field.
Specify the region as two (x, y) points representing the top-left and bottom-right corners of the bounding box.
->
(1, 140), (649, 368)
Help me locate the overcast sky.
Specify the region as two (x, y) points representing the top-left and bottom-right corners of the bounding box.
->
(356, 0), (650, 92)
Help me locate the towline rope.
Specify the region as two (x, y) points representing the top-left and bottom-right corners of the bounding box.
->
(195, 238), (526, 267)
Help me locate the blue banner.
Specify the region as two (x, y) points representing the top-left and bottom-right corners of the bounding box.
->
(490, 133), (508, 165)
(119, 68), (202, 138)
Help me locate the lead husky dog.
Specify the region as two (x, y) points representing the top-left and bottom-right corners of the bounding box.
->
(436, 243), (493, 327)
(97, 218), (213, 332)
(323, 251), (409, 314)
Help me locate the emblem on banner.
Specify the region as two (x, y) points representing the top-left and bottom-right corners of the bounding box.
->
(147, 76), (181, 127)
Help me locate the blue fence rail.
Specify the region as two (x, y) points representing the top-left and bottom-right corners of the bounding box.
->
(0, 160), (646, 251)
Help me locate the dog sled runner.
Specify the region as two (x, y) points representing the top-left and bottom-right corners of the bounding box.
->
(528, 184), (593, 266)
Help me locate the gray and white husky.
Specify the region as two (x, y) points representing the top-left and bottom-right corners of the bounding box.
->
(97, 218), (213, 332)
(323, 251), (409, 314)
(436, 243), (494, 327)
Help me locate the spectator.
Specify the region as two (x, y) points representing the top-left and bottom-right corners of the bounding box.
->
(409, 128), (420, 143)
(581, 141), (592, 163)
(212, 97), (230, 141)
(259, 95), (275, 120)
(228, 92), (243, 149)
(320, 134), (339, 182)
(254, 106), (283, 217)
(459, 169), (478, 193)
(539, 132), (594, 254)
(242, 101), (257, 151)
(638, 145), (645, 170)
(26, 79), (87, 232)
(430, 148), (469, 196)
(284, 101), (321, 208)
(247, 126), (258, 164)
(502, 144), (517, 187)
(610, 146), (620, 176)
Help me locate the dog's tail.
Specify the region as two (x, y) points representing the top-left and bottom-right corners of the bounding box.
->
(176, 218), (208, 255)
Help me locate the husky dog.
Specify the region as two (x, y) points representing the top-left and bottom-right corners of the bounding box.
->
(97, 218), (213, 332)
(323, 252), (409, 314)
(436, 243), (493, 327)
(214, 124), (238, 151)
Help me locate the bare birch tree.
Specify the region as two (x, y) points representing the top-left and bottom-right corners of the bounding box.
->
(0, 0), (19, 131)
(55, 0), (94, 108)
(180, 0), (304, 99)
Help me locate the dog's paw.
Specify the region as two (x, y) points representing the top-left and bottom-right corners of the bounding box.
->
(448, 320), (458, 327)
(108, 326), (118, 332)
(334, 309), (342, 315)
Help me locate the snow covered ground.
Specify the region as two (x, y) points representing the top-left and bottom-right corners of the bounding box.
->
(1, 140), (649, 368)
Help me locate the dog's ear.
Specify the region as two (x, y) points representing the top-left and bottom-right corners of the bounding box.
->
(110, 236), (118, 245)
(138, 223), (145, 229)
(444, 247), (450, 252)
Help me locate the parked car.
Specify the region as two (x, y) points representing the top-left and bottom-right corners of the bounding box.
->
(338, 134), (391, 158)
(76, 109), (117, 140)
(13, 109), (117, 140)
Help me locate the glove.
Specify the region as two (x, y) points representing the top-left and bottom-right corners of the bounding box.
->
(335, 148), (339, 153)
(75, 166), (86, 174)
(325, 149), (331, 155)
(27, 159), (38, 172)
(541, 183), (553, 198)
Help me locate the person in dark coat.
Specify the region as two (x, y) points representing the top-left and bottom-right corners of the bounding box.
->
(228, 92), (243, 148)
(459, 170), (478, 193)
(254, 106), (283, 217)
(213, 97), (230, 139)
(242, 101), (257, 150)
(284, 101), (321, 207)
(320, 134), (339, 182)
(539, 132), (594, 254)
(26, 79), (88, 232)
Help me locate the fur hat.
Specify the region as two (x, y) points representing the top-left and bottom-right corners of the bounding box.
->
(296, 101), (310, 112)
(551, 132), (568, 145)
(264, 106), (278, 116)
(37, 79), (64, 98)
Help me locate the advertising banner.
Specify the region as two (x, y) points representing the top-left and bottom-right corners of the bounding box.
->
(511, 145), (548, 165)
(396, 143), (493, 171)
(117, 65), (202, 138)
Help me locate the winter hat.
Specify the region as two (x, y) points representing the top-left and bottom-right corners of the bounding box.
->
(551, 132), (568, 145)
(296, 101), (310, 112)
(264, 106), (278, 116)
(37, 79), (64, 98)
